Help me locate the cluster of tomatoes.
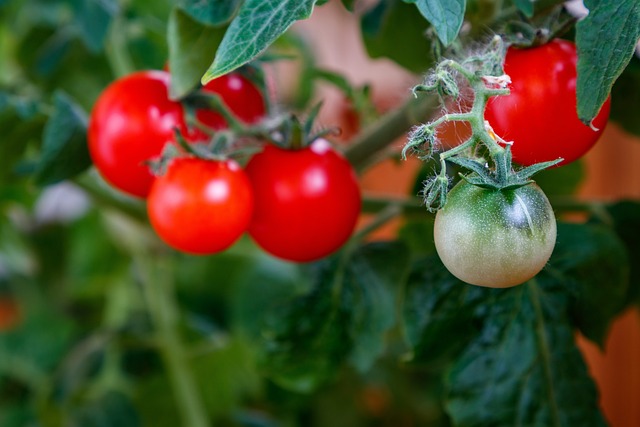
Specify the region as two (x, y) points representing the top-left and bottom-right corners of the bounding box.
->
(87, 70), (361, 262)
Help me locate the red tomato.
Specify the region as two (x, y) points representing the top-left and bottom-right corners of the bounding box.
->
(0, 298), (20, 332)
(147, 158), (254, 255)
(484, 39), (611, 166)
(187, 73), (266, 141)
(88, 71), (188, 198)
(245, 139), (361, 262)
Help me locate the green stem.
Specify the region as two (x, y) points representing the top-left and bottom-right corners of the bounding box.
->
(345, 95), (440, 172)
(137, 255), (211, 427)
(105, 13), (135, 77)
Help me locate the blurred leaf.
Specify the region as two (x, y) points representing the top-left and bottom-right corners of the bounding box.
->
(202, 0), (317, 82)
(342, 0), (356, 11)
(405, 222), (620, 426)
(398, 218), (436, 257)
(69, 391), (141, 427)
(514, 0), (534, 17)
(362, 0), (433, 73)
(533, 159), (584, 197)
(610, 55), (640, 137)
(69, 0), (119, 53)
(405, 0), (466, 46)
(168, 8), (227, 99)
(177, 0), (243, 26)
(576, 0), (640, 125)
(551, 223), (628, 346)
(34, 91), (91, 186)
(593, 202), (640, 305)
(261, 242), (410, 392)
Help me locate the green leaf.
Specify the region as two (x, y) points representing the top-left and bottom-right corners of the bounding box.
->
(405, 0), (466, 46)
(576, 0), (640, 125)
(594, 202), (640, 306)
(551, 223), (628, 346)
(405, 222), (620, 426)
(341, 0), (356, 11)
(34, 91), (91, 186)
(261, 242), (410, 392)
(70, 391), (141, 427)
(177, 0), (243, 26)
(70, 0), (119, 53)
(168, 8), (227, 99)
(610, 55), (640, 137)
(513, 0), (534, 17)
(362, 0), (434, 73)
(202, 0), (317, 82)
(533, 160), (584, 197)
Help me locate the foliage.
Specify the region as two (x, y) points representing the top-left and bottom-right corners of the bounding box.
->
(0, 0), (639, 426)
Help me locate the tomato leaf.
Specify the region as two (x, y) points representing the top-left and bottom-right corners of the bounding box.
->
(404, 222), (622, 425)
(405, 0), (466, 46)
(176, 0), (243, 26)
(361, 0), (434, 73)
(342, 0), (356, 11)
(69, 0), (119, 53)
(202, 0), (318, 83)
(34, 92), (91, 186)
(168, 8), (227, 100)
(70, 391), (141, 427)
(575, 0), (640, 125)
(551, 223), (629, 347)
(513, 0), (534, 17)
(261, 242), (409, 392)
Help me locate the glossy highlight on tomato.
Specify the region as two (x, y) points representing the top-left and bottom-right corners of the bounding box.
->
(484, 39), (611, 166)
(245, 139), (361, 262)
(88, 70), (188, 198)
(147, 157), (254, 255)
(434, 180), (557, 288)
(187, 73), (266, 142)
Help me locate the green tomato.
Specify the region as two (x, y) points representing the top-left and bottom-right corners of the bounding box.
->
(434, 180), (557, 288)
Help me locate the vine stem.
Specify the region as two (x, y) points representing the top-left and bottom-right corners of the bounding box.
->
(136, 254), (211, 427)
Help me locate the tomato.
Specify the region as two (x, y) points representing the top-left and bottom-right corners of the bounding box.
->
(484, 39), (611, 166)
(187, 72), (266, 141)
(89, 70), (188, 198)
(434, 180), (557, 288)
(245, 139), (361, 262)
(0, 297), (20, 332)
(147, 157), (254, 255)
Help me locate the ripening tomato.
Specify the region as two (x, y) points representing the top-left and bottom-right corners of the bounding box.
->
(187, 73), (266, 142)
(0, 297), (20, 332)
(88, 70), (188, 198)
(434, 180), (557, 288)
(245, 139), (361, 262)
(147, 157), (254, 255)
(484, 39), (611, 166)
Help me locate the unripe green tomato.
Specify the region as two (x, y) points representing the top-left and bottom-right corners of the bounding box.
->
(434, 180), (557, 288)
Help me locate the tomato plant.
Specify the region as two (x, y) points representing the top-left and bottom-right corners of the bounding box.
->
(433, 180), (557, 288)
(88, 70), (188, 198)
(245, 139), (361, 262)
(147, 157), (254, 255)
(484, 39), (612, 166)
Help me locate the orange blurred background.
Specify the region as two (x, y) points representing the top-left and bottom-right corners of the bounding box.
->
(287, 1), (640, 425)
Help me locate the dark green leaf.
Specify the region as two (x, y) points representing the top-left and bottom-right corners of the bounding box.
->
(576, 0), (640, 124)
(405, 0), (466, 46)
(70, 0), (119, 53)
(177, 0), (243, 26)
(533, 160), (584, 197)
(610, 55), (640, 137)
(362, 0), (434, 73)
(514, 0), (534, 17)
(168, 8), (227, 99)
(70, 391), (141, 427)
(594, 202), (640, 306)
(34, 91), (91, 185)
(341, 0), (356, 11)
(202, 0), (317, 82)
(405, 222), (619, 425)
(261, 242), (410, 392)
(551, 223), (628, 346)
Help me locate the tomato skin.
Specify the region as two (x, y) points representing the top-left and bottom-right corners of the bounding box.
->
(188, 73), (266, 141)
(88, 71), (187, 198)
(245, 139), (361, 262)
(484, 39), (611, 166)
(147, 158), (254, 255)
(434, 180), (557, 288)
